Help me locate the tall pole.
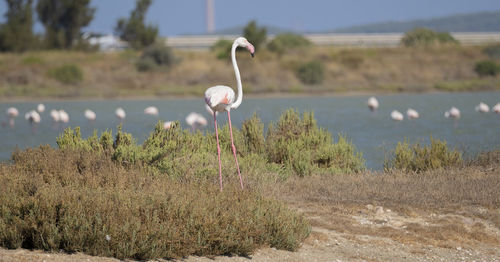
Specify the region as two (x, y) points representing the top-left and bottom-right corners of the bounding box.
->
(206, 0), (215, 33)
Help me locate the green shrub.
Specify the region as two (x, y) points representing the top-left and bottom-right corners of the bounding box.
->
(211, 39), (232, 60)
(384, 137), (463, 172)
(48, 64), (83, 84)
(243, 20), (267, 51)
(483, 44), (500, 59)
(136, 43), (176, 72)
(267, 33), (311, 55)
(295, 60), (325, 85)
(0, 146), (310, 259)
(266, 109), (364, 176)
(401, 28), (458, 47)
(474, 60), (500, 77)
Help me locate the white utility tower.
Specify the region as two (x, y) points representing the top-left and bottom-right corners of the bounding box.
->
(206, 0), (215, 33)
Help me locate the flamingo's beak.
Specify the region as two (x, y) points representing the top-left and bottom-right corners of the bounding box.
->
(246, 43), (255, 58)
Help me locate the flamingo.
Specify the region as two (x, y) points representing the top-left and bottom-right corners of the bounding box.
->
(493, 103), (500, 115)
(58, 110), (69, 123)
(406, 108), (419, 119)
(115, 107), (126, 121)
(390, 110), (404, 121)
(84, 109), (96, 121)
(163, 121), (174, 130)
(444, 107), (460, 119)
(50, 109), (60, 123)
(367, 97), (379, 112)
(25, 110), (41, 124)
(475, 102), (490, 113)
(204, 36), (254, 191)
(144, 106), (159, 116)
(37, 103), (45, 113)
(185, 112), (208, 130)
(6, 107), (19, 127)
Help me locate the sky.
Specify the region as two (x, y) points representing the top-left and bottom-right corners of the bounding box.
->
(1, 0), (500, 36)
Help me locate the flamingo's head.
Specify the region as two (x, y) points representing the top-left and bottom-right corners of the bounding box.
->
(235, 37), (255, 58)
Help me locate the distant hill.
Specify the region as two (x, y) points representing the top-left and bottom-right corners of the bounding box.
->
(332, 11), (500, 33)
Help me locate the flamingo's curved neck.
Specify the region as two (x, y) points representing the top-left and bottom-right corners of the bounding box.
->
(230, 41), (243, 109)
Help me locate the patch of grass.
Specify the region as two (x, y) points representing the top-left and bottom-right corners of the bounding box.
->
(21, 55), (45, 65)
(47, 64), (83, 84)
(295, 60), (325, 85)
(475, 60), (500, 77)
(384, 137), (463, 172)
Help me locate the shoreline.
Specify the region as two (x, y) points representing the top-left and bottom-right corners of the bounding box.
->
(1, 89), (499, 103)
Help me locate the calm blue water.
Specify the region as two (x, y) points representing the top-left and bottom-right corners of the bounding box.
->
(1, 92), (500, 170)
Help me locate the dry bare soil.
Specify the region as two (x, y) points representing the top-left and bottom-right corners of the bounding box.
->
(1, 167), (499, 262)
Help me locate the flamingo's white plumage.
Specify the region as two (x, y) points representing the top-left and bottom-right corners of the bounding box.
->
(58, 110), (69, 123)
(25, 110), (41, 124)
(475, 102), (490, 113)
(185, 112), (208, 130)
(6, 107), (19, 127)
(367, 97), (379, 112)
(84, 109), (96, 121)
(391, 110), (404, 121)
(204, 37), (254, 191)
(493, 103), (500, 114)
(37, 103), (45, 113)
(406, 108), (419, 119)
(144, 106), (159, 116)
(50, 109), (60, 122)
(163, 121), (174, 130)
(115, 107), (126, 120)
(444, 107), (460, 119)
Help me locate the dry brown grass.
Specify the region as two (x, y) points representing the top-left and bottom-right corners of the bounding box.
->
(1, 45), (499, 98)
(268, 165), (500, 248)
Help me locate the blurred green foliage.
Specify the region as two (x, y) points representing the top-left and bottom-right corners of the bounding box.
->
(267, 33), (311, 55)
(401, 27), (458, 47)
(475, 60), (500, 77)
(243, 20), (267, 51)
(115, 0), (158, 49)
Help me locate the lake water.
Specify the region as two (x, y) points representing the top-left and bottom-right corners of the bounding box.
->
(1, 92), (500, 170)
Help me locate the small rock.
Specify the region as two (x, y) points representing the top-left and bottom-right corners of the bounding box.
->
(366, 204), (374, 210)
(375, 206), (384, 215)
(457, 246), (462, 251)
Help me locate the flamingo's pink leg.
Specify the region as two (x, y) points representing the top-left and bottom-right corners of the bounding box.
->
(227, 110), (244, 189)
(214, 112), (223, 191)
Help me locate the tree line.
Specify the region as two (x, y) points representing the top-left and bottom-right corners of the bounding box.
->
(0, 0), (157, 52)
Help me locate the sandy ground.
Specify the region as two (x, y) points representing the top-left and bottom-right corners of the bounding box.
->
(1, 201), (499, 262)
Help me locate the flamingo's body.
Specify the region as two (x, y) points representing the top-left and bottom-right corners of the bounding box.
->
(475, 102), (490, 113)
(84, 109), (96, 121)
(58, 110), (69, 123)
(163, 121), (174, 130)
(391, 110), (404, 121)
(204, 37), (254, 191)
(445, 107), (460, 119)
(6, 107), (18, 127)
(37, 103), (45, 113)
(25, 110), (41, 124)
(144, 106), (159, 116)
(50, 109), (60, 122)
(367, 97), (379, 112)
(406, 108), (419, 119)
(493, 103), (500, 114)
(115, 107), (126, 121)
(186, 112), (208, 130)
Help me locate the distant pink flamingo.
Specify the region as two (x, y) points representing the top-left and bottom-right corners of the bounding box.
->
(205, 37), (254, 191)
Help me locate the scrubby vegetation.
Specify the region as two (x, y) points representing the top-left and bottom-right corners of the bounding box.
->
(475, 60), (500, 77)
(47, 64), (83, 84)
(401, 27), (459, 47)
(384, 137), (463, 172)
(2, 109), (500, 260)
(0, 109), (367, 259)
(1, 43), (499, 98)
(295, 60), (325, 85)
(135, 42), (176, 72)
(267, 33), (311, 55)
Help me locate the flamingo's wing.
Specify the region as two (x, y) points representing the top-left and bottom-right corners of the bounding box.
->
(205, 85), (235, 108)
